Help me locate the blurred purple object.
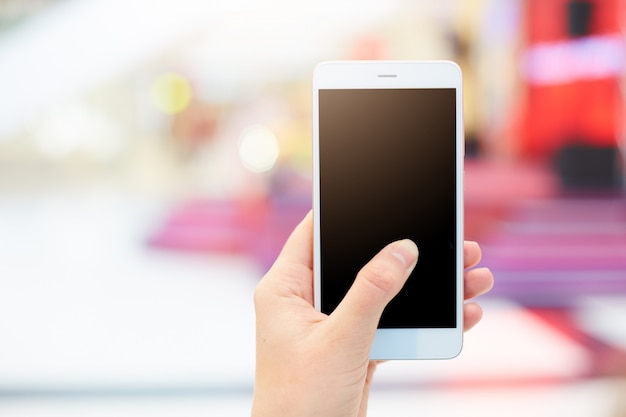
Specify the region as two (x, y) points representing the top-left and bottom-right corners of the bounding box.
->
(481, 197), (626, 305)
(147, 195), (311, 273)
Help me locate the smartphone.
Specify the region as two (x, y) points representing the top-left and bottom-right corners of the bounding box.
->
(312, 61), (464, 360)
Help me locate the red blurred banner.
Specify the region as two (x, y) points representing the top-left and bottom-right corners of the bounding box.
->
(519, 0), (625, 158)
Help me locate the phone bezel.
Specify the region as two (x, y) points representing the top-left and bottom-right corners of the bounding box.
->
(312, 61), (464, 360)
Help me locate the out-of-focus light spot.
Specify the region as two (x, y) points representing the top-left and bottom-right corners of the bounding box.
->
(35, 102), (126, 161)
(151, 73), (192, 115)
(238, 125), (280, 173)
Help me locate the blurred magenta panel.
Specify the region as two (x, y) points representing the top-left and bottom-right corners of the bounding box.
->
(147, 195), (311, 271)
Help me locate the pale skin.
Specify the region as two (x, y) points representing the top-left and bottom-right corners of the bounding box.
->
(252, 211), (494, 417)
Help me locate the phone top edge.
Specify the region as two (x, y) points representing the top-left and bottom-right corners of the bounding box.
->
(313, 60), (462, 89)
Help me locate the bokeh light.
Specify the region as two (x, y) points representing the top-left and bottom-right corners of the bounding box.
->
(237, 124), (280, 173)
(150, 72), (192, 115)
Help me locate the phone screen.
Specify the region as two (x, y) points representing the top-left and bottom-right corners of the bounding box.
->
(318, 88), (457, 328)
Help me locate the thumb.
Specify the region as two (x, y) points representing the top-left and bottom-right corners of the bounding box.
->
(330, 239), (418, 338)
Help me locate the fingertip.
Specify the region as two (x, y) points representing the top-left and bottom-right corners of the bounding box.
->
(482, 267), (494, 292)
(390, 239), (419, 273)
(464, 240), (482, 268)
(464, 267), (495, 300)
(463, 302), (484, 332)
(464, 240), (479, 251)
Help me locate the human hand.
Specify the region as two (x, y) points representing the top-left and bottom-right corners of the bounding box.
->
(252, 211), (493, 417)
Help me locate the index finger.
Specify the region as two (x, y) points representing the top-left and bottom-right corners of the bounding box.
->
(464, 241), (482, 269)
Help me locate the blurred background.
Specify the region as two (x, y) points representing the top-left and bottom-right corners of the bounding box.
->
(0, 0), (625, 415)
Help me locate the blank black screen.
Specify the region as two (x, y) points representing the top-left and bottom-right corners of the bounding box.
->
(319, 88), (457, 328)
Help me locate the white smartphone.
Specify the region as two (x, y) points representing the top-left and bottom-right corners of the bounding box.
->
(312, 61), (464, 360)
